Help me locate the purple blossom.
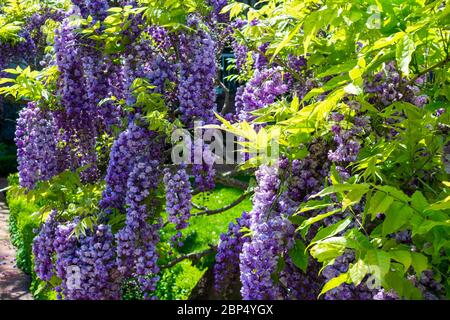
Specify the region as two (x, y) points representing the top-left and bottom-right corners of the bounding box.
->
(237, 67), (289, 122)
(164, 164), (192, 246)
(15, 103), (61, 189)
(214, 211), (250, 296)
(177, 26), (217, 127)
(33, 210), (58, 281)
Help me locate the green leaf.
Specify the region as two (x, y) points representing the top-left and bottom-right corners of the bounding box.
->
(376, 185), (411, 203)
(411, 191), (429, 212)
(348, 259), (369, 286)
(299, 209), (341, 231)
(33, 281), (47, 296)
(389, 250), (412, 272)
(370, 31), (405, 51)
(385, 271), (422, 299)
(319, 272), (349, 297)
(311, 217), (352, 244)
(411, 217), (450, 236)
(410, 252), (428, 276)
(395, 34), (415, 76)
(317, 60), (357, 78)
(301, 75), (349, 102)
(271, 23), (301, 62)
(220, 2), (249, 18)
(288, 215), (306, 226)
(310, 237), (347, 262)
(288, 239), (308, 272)
(366, 249), (391, 278)
(107, 7), (123, 13)
(298, 199), (330, 213)
(290, 95), (300, 112)
(426, 196), (450, 211)
(368, 191), (395, 220)
(342, 188), (369, 210)
(382, 201), (413, 236)
(310, 183), (370, 199)
(349, 62), (365, 81)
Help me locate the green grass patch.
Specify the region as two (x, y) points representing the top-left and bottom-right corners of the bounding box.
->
(155, 185), (252, 300)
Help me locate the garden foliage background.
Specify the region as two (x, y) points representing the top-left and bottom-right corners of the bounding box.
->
(0, 0), (449, 300)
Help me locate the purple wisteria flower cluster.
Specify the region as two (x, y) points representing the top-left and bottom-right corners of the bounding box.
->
(85, 0), (109, 21)
(35, 216), (121, 300)
(214, 211), (250, 297)
(178, 25), (217, 126)
(231, 40), (248, 73)
(252, 43), (269, 71)
(54, 19), (100, 181)
(191, 139), (216, 192)
(327, 113), (372, 165)
(101, 120), (161, 212)
(33, 210), (58, 281)
(236, 67), (289, 122)
(116, 159), (162, 299)
(207, 0), (229, 23)
(83, 53), (123, 132)
(443, 141), (450, 174)
(53, 220), (79, 299)
(163, 164), (192, 247)
(365, 61), (428, 108)
(239, 164), (291, 300)
(70, 224), (120, 300)
(15, 103), (60, 189)
(55, 19), (92, 130)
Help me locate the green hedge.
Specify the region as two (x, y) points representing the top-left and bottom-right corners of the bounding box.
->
(6, 174), (54, 300)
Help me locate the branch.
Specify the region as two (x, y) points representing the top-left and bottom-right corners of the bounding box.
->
(408, 56), (450, 85)
(192, 202), (208, 211)
(160, 245), (217, 269)
(193, 190), (253, 217)
(215, 175), (248, 190)
(218, 80), (232, 115)
(192, 175), (249, 196)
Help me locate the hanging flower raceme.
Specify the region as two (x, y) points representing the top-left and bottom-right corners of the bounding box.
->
(15, 103), (60, 189)
(71, 224), (120, 300)
(214, 211), (250, 297)
(236, 67), (289, 123)
(163, 164), (192, 247)
(443, 141), (450, 174)
(83, 52), (123, 132)
(207, 0), (229, 23)
(55, 19), (92, 128)
(53, 220), (79, 300)
(239, 164), (286, 300)
(100, 121), (162, 212)
(239, 158), (327, 300)
(177, 23), (217, 127)
(54, 18), (100, 181)
(48, 219), (121, 300)
(85, 0), (109, 21)
(191, 138), (216, 192)
(33, 210), (58, 281)
(115, 159), (162, 299)
(73, 0), (109, 20)
(365, 61), (428, 108)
